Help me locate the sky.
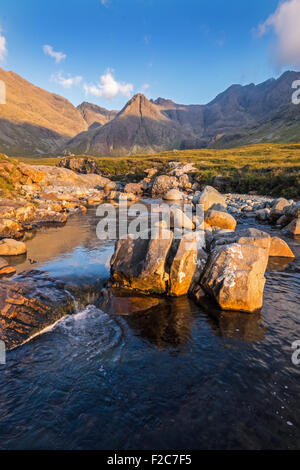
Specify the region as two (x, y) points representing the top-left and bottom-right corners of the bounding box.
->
(0, 0), (300, 109)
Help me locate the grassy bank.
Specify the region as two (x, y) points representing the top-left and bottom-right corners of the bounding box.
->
(16, 143), (300, 199)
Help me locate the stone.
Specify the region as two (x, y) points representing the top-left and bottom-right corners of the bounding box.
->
(111, 229), (173, 294)
(0, 239), (27, 256)
(256, 208), (270, 221)
(204, 210), (237, 230)
(0, 219), (24, 239)
(197, 185), (227, 211)
(163, 189), (184, 201)
(169, 233), (198, 296)
(285, 218), (300, 236)
(201, 242), (269, 313)
(124, 182), (144, 196)
(269, 237), (295, 258)
(270, 198), (291, 221)
(171, 207), (195, 230)
(0, 257), (16, 276)
(0, 271), (74, 350)
(152, 175), (178, 198)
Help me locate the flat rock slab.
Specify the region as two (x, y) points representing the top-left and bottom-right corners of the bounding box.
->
(0, 270), (74, 350)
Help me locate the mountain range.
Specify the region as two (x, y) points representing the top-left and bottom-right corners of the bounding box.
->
(0, 67), (299, 156)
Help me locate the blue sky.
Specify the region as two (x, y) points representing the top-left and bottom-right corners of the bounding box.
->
(0, 0), (299, 109)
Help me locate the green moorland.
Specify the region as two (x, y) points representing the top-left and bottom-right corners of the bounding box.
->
(16, 143), (300, 199)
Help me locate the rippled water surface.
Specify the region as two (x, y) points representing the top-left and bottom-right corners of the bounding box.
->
(0, 207), (300, 450)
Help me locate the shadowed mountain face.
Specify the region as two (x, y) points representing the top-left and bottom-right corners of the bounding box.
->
(0, 68), (88, 156)
(0, 67), (300, 156)
(77, 102), (118, 129)
(67, 93), (203, 155)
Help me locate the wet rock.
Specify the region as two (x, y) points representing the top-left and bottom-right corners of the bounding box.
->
(201, 242), (269, 313)
(0, 239), (27, 256)
(269, 237), (295, 258)
(0, 257), (16, 277)
(0, 271), (74, 350)
(111, 229), (173, 294)
(204, 210), (237, 230)
(152, 175), (178, 198)
(196, 185), (227, 211)
(100, 288), (163, 315)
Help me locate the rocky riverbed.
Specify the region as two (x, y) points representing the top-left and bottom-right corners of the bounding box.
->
(0, 156), (299, 350)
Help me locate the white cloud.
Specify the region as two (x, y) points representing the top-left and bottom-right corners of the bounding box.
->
(84, 70), (133, 100)
(0, 28), (7, 61)
(257, 0), (300, 67)
(101, 0), (109, 6)
(43, 45), (66, 64)
(141, 83), (150, 91)
(51, 72), (82, 88)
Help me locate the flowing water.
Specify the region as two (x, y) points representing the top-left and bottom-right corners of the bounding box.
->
(0, 206), (300, 450)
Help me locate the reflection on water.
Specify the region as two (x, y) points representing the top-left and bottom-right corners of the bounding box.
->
(0, 205), (299, 449)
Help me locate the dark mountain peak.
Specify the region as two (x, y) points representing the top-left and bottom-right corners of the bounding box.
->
(151, 97), (176, 107)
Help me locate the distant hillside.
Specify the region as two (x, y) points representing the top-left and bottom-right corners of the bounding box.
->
(0, 68), (88, 155)
(67, 93), (203, 155)
(0, 67), (300, 156)
(77, 102), (118, 129)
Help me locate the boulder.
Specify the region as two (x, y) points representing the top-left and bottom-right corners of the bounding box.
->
(201, 242), (269, 312)
(58, 156), (97, 174)
(163, 189), (184, 201)
(152, 175), (178, 198)
(256, 208), (270, 221)
(197, 186), (227, 211)
(124, 182), (144, 196)
(111, 229), (173, 294)
(204, 210), (237, 230)
(0, 239), (27, 256)
(169, 233), (198, 296)
(269, 237), (295, 258)
(285, 218), (300, 236)
(0, 219), (24, 239)
(270, 198), (291, 221)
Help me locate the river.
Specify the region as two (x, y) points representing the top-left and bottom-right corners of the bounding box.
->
(0, 205), (299, 450)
